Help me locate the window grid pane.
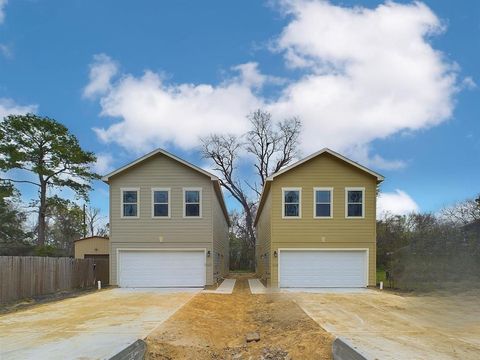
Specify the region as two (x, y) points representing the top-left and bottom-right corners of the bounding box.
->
(283, 190), (300, 217)
(154, 204), (168, 217)
(315, 190), (331, 217)
(348, 191), (362, 203)
(185, 190), (200, 217)
(123, 203), (137, 217)
(154, 191), (168, 204)
(284, 190), (299, 203)
(153, 190), (169, 217)
(185, 191), (200, 203)
(347, 190), (363, 217)
(123, 190), (138, 217)
(316, 190), (330, 203)
(285, 204), (299, 217)
(186, 203), (200, 217)
(123, 191), (137, 204)
(316, 204), (331, 217)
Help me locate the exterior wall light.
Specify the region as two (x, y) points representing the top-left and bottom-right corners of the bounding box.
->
(207, 250), (211, 257)
(274, 251), (278, 258)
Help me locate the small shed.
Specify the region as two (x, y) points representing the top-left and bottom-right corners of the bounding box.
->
(74, 236), (109, 259)
(74, 236), (110, 285)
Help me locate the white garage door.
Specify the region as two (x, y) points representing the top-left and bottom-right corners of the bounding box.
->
(279, 250), (367, 288)
(118, 250), (205, 287)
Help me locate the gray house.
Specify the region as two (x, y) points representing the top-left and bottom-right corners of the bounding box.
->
(102, 148), (230, 287)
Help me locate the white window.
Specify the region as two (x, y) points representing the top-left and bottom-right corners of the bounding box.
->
(183, 188), (202, 217)
(345, 187), (365, 218)
(282, 188), (301, 218)
(314, 187), (333, 218)
(121, 188), (139, 218)
(152, 188), (170, 218)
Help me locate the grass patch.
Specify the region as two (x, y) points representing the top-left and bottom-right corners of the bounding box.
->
(229, 269), (254, 274)
(377, 269), (386, 284)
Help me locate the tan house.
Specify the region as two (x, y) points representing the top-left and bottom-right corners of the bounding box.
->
(74, 236), (109, 259)
(255, 148), (384, 288)
(102, 148), (230, 288)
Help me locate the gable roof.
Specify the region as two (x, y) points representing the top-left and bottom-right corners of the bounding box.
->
(101, 148), (230, 226)
(266, 148), (384, 182)
(101, 148), (218, 182)
(254, 148), (384, 226)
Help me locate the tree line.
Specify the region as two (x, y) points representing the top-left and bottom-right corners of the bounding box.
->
(378, 198), (480, 290)
(0, 114), (104, 256)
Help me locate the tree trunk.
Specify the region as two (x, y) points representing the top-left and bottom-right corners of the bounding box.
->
(244, 206), (256, 249)
(243, 204), (256, 272)
(37, 181), (47, 246)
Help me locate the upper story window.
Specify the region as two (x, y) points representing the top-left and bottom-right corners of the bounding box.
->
(314, 187), (333, 218)
(121, 188), (139, 218)
(152, 188), (170, 218)
(184, 188), (202, 217)
(346, 187), (365, 218)
(282, 188), (301, 218)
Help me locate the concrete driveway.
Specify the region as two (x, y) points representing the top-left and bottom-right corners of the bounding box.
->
(0, 288), (199, 360)
(292, 289), (480, 359)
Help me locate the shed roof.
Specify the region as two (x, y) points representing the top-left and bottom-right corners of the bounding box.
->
(74, 236), (109, 243)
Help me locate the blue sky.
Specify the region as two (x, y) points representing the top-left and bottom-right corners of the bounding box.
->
(0, 0), (478, 219)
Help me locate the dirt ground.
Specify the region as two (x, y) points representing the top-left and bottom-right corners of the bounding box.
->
(0, 288), (198, 360)
(0, 287), (100, 315)
(293, 289), (480, 360)
(146, 274), (333, 360)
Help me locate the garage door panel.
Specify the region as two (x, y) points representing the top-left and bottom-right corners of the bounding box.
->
(279, 250), (367, 288)
(119, 250), (205, 287)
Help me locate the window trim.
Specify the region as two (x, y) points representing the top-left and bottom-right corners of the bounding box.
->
(282, 187), (302, 219)
(120, 187), (140, 219)
(313, 187), (333, 219)
(345, 187), (365, 219)
(183, 187), (202, 218)
(151, 187), (171, 219)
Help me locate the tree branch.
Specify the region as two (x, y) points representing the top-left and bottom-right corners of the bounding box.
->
(0, 178), (41, 187)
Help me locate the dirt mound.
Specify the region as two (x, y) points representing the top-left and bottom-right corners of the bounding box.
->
(146, 274), (332, 359)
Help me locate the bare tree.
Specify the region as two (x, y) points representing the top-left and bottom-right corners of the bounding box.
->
(201, 134), (257, 249)
(441, 198), (480, 226)
(245, 110), (301, 196)
(85, 206), (106, 237)
(96, 223), (109, 238)
(201, 109), (301, 253)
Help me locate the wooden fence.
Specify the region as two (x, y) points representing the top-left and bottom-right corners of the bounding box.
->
(0, 256), (98, 304)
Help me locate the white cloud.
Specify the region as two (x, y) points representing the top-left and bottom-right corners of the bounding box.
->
(0, 43), (11, 58)
(0, 0), (7, 24)
(461, 76), (476, 90)
(83, 54), (119, 99)
(92, 64), (261, 153)
(270, 0), (456, 158)
(87, 1), (459, 168)
(378, 189), (419, 218)
(92, 153), (116, 175)
(0, 98), (37, 120)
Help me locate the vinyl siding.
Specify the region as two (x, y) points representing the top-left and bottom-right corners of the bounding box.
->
(212, 188), (229, 281)
(74, 237), (109, 259)
(108, 153), (216, 285)
(256, 189), (272, 284)
(266, 153), (378, 287)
